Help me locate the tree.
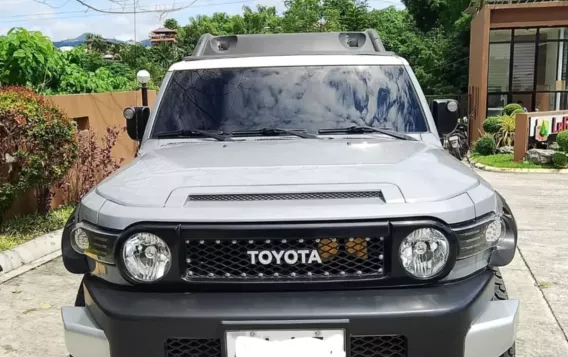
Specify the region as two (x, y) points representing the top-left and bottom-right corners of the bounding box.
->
(0, 28), (64, 92)
(85, 33), (109, 54)
(164, 18), (180, 30)
(401, 0), (470, 33)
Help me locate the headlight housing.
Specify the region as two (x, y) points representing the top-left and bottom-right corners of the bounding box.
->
(68, 223), (118, 264)
(399, 228), (450, 279)
(453, 214), (506, 259)
(122, 232), (172, 283)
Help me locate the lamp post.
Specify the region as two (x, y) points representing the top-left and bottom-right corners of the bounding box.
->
(137, 70), (151, 107)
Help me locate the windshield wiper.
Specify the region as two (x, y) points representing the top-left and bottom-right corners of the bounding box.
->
(156, 129), (232, 141)
(318, 125), (415, 141)
(230, 128), (318, 139)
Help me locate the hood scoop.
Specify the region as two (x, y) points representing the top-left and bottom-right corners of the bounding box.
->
(187, 191), (385, 202)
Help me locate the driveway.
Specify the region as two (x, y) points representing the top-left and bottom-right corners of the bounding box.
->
(1, 170), (568, 357)
(477, 170), (568, 356)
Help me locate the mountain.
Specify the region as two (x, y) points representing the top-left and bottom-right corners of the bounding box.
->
(53, 33), (151, 48)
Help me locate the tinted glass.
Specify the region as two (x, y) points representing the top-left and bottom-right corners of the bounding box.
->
(512, 42), (536, 91)
(490, 29), (512, 43)
(152, 65), (428, 136)
(538, 27), (568, 41)
(514, 28), (537, 42)
(488, 43), (511, 92)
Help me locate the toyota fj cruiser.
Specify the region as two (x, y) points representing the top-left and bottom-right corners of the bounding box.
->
(61, 30), (519, 357)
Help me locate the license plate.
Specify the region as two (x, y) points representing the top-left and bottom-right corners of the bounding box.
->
(226, 329), (345, 357)
(449, 136), (459, 148)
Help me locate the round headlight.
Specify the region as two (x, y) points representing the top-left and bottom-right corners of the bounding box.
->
(71, 227), (90, 252)
(447, 100), (459, 113)
(485, 218), (505, 243)
(399, 228), (450, 279)
(122, 233), (171, 283)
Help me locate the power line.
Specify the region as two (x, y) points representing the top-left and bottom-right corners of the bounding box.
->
(0, 0), (250, 21)
(0, 0), (267, 23)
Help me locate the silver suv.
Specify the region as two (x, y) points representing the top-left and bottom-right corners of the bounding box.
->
(60, 30), (519, 357)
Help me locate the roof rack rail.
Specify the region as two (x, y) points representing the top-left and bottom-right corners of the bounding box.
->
(187, 29), (389, 60)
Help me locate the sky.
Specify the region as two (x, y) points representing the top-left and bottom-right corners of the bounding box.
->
(0, 0), (403, 42)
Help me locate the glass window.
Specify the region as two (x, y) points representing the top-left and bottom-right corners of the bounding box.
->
(536, 41), (568, 91)
(535, 92), (568, 112)
(490, 29), (512, 43)
(487, 94), (508, 116)
(488, 43), (511, 92)
(512, 42), (536, 91)
(511, 94), (533, 112)
(153, 65), (428, 135)
(539, 27), (568, 41)
(514, 28), (537, 42)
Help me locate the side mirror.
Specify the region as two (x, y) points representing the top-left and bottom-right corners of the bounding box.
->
(431, 99), (460, 137)
(124, 106), (150, 141)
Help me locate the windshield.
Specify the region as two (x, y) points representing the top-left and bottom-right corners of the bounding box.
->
(152, 65), (428, 136)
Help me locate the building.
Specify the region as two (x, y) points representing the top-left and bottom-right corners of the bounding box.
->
(468, 0), (568, 140)
(150, 27), (177, 45)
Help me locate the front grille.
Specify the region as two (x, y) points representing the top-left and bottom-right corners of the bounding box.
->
(165, 336), (406, 357)
(165, 338), (221, 357)
(350, 335), (407, 357)
(187, 191), (384, 202)
(183, 236), (386, 281)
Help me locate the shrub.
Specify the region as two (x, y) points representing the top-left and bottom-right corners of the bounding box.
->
(474, 135), (496, 155)
(557, 130), (568, 152)
(496, 115), (515, 147)
(552, 152), (568, 169)
(58, 126), (124, 204)
(0, 87), (77, 216)
(483, 116), (502, 134)
(510, 108), (525, 116)
(503, 103), (523, 116)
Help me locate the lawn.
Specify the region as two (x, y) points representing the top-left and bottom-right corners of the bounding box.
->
(0, 206), (74, 252)
(471, 153), (553, 169)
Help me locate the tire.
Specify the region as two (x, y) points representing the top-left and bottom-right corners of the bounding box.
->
(501, 344), (516, 357)
(493, 269), (516, 357)
(493, 268), (509, 301)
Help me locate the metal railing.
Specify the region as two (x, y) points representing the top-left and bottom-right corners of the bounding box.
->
(485, 0), (567, 3)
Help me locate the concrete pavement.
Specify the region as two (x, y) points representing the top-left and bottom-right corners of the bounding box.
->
(477, 170), (568, 356)
(0, 170), (568, 357)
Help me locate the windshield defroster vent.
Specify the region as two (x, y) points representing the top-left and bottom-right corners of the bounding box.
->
(187, 191), (384, 202)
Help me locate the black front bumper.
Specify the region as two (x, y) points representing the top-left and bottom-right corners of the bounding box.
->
(83, 270), (494, 357)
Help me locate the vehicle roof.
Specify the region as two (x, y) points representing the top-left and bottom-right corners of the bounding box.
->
(168, 54), (409, 71)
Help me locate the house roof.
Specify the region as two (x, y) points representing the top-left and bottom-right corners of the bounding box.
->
(152, 27), (177, 33)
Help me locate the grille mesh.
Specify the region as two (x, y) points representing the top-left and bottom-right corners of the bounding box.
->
(165, 338), (221, 357)
(187, 191), (384, 202)
(350, 335), (407, 357)
(183, 237), (385, 281)
(165, 336), (407, 357)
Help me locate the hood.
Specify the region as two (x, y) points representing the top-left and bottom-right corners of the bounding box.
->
(95, 138), (480, 208)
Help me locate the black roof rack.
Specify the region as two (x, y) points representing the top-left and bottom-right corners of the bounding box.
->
(186, 29), (391, 60)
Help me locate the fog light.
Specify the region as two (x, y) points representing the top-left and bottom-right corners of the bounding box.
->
(485, 218), (505, 243)
(399, 228), (449, 279)
(122, 233), (171, 283)
(72, 228), (90, 252)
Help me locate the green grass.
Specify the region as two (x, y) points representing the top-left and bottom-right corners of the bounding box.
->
(0, 206), (74, 252)
(471, 153), (553, 169)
